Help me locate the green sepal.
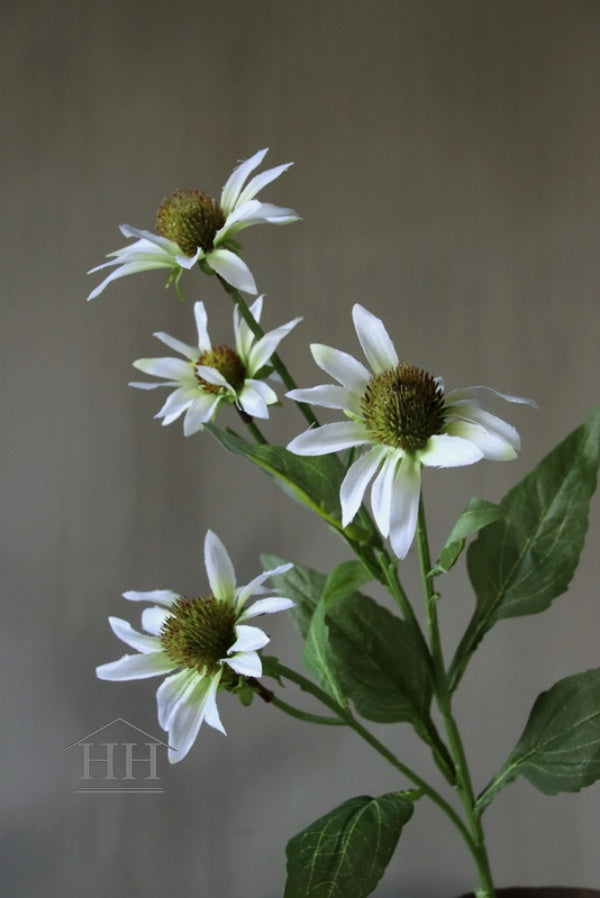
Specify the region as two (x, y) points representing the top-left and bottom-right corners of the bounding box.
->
(284, 793), (414, 898)
(450, 406), (600, 689)
(477, 668), (600, 811)
(428, 498), (502, 577)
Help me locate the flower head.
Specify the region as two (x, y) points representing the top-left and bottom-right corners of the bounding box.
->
(96, 530), (294, 762)
(87, 148), (299, 300)
(130, 296), (301, 435)
(287, 304), (536, 559)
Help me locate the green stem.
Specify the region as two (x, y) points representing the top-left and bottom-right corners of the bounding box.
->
(270, 696), (345, 726)
(268, 659), (476, 853)
(416, 493), (496, 898)
(216, 276), (318, 428)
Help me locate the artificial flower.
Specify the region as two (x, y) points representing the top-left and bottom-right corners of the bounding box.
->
(130, 296), (301, 435)
(87, 148), (299, 300)
(287, 304), (536, 559)
(96, 530), (294, 762)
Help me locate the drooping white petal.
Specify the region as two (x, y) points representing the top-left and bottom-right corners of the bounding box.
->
(119, 224), (181, 253)
(287, 421), (369, 456)
(225, 651), (263, 677)
(237, 382), (272, 419)
(311, 344), (370, 393)
(246, 318), (302, 373)
(352, 304), (399, 373)
(236, 161), (294, 206)
(142, 605), (171, 636)
(204, 530), (236, 601)
(229, 624), (270, 653)
(153, 331), (198, 361)
(123, 589), (180, 606)
(206, 247), (257, 294)
(235, 561), (293, 608)
(388, 455), (421, 560)
(87, 260), (173, 301)
(220, 148), (269, 214)
(156, 388), (195, 426)
(108, 616), (162, 654)
(450, 404), (521, 451)
(174, 247), (203, 269)
(420, 433), (483, 468)
(96, 651), (174, 681)
(370, 452), (400, 538)
(445, 385), (538, 408)
(157, 668), (197, 730)
(286, 384), (358, 412)
(444, 421), (517, 461)
(166, 672), (224, 763)
(194, 365), (233, 390)
(239, 596), (295, 619)
(182, 395), (222, 435)
(340, 445), (387, 527)
(193, 301), (212, 352)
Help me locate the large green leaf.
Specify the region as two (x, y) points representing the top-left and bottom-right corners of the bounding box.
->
(206, 424), (343, 526)
(451, 406), (600, 688)
(261, 554), (325, 639)
(326, 594), (434, 725)
(477, 668), (600, 811)
(284, 793), (413, 898)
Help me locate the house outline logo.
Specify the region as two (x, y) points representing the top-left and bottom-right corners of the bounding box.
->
(64, 717), (175, 793)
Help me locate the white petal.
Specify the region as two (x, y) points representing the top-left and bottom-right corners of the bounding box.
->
(166, 673), (224, 763)
(229, 624), (269, 653)
(153, 331), (198, 361)
(286, 384), (358, 413)
(220, 148), (269, 214)
(204, 530), (236, 601)
(234, 294), (263, 360)
(182, 395), (222, 435)
(388, 455), (421, 560)
(235, 561), (293, 608)
(156, 388), (195, 425)
(129, 380), (174, 391)
(192, 301), (211, 351)
(370, 452), (400, 538)
(444, 421), (517, 461)
(119, 224), (180, 253)
(247, 201), (299, 224)
(206, 248), (257, 294)
(246, 318), (302, 373)
(96, 651), (173, 681)
(142, 605), (170, 635)
(237, 382), (271, 419)
(123, 589), (180, 606)
(311, 344), (370, 393)
(287, 421), (369, 456)
(174, 247), (203, 269)
(446, 385), (538, 408)
(340, 445), (386, 527)
(87, 259), (171, 300)
(352, 304), (398, 373)
(239, 596), (295, 620)
(236, 161), (294, 206)
(420, 433), (484, 468)
(108, 616), (161, 653)
(157, 668), (197, 729)
(132, 357), (192, 382)
(225, 651), (263, 677)
(450, 404), (521, 451)
(195, 365), (232, 390)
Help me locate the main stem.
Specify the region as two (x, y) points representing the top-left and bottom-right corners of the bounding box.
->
(417, 494), (496, 898)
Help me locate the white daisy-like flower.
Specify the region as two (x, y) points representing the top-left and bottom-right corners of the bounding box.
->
(96, 530), (294, 763)
(87, 148), (299, 300)
(287, 304), (536, 560)
(130, 296), (301, 435)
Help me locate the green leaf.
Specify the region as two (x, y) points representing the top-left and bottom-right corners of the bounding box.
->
(451, 406), (600, 688)
(206, 424), (343, 526)
(326, 594), (434, 725)
(303, 601), (346, 706)
(429, 498), (502, 577)
(477, 668), (600, 811)
(261, 554), (325, 639)
(284, 793), (413, 898)
(322, 560), (373, 603)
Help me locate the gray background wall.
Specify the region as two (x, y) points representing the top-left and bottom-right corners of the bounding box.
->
(2, 1), (599, 895)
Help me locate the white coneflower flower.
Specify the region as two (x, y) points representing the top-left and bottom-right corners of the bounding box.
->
(287, 304), (536, 560)
(87, 148), (299, 299)
(130, 296), (301, 435)
(96, 530), (294, 762)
